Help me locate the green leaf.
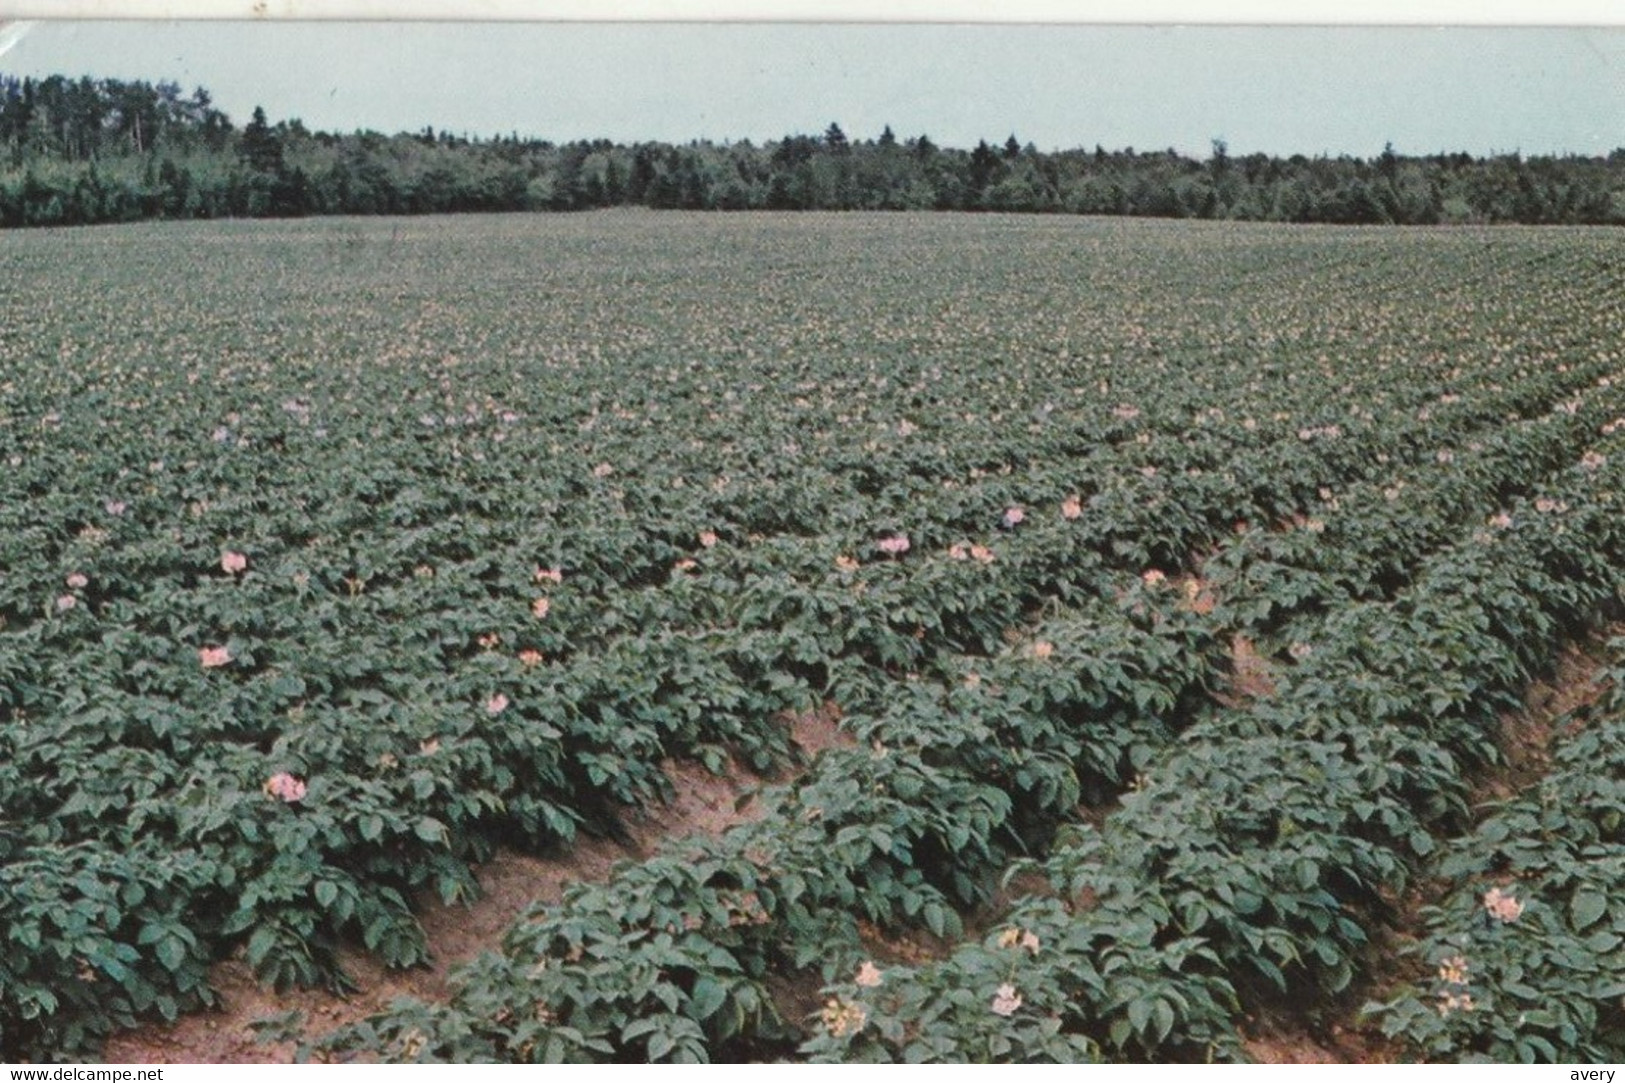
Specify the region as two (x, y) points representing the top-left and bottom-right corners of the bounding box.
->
(246, 925), (277, 969)
(270, 674), (307, 699)
(155, 935), (186, 973)
(1127, 996), (1151, 1035)
(414, 817), (448, 845)
(620, 1018), (660, 1041)
(314, 880), (339, 908)
(1571, 888), (1607, 930)
(1584, 930), (1620, 954)
(688, 975), (727, 1020)
(1151, 998), (1175, 1044)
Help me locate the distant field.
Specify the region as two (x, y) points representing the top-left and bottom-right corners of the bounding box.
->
(3, 213), (1624, 1063)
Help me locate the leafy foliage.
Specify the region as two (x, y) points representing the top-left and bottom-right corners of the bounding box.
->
(3, 215), (1623, 1061)
(4, 74), (1625, 226)
(1366, 637), (1625, 1062)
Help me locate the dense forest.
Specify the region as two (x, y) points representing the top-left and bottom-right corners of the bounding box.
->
(3, 73), (1624, 227)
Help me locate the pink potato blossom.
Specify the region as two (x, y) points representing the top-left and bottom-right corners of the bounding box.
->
(1437, 992), (1476, 1016)
(1002, 507), (1026, 528)
(56, 594), (77, 612)
(263, 772), (307, 803)
(66, 572), (88, 590)
(854, 961), (883, 988)
(1483, 887), (1524, 923)
(990, 983), (1023, 1017)
(1061, 496), (1083, 520)
(221, 551), (248, 574)
(820, 998), (867, 1038)
(997, 928), (1041, 955)
(198, 645), (232, 668)
(698, 530), (719, 548)
(486, 693), (510, 716)
(532, 597), (551, 619)
(876, 534), (910, 556)
(1437, 955), (1470, 986)
(534, 565), (564, 584)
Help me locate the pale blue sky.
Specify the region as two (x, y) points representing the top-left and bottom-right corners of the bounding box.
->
(2, 21), (1622, 156)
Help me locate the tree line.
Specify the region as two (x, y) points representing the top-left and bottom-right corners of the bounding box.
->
(3, 73), (1624, 228)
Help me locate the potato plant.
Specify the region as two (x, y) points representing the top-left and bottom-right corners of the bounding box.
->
(2, 214), (1622, 1061)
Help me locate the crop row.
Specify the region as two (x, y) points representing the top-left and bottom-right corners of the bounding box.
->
(290, 367), (1625, 1063)
(16, 348), (1618, 1062)
(4, 218), (1621, 1061)
(6, 320), (1611, 1063)
(809, 429), (1625, 1062)
(1365, 636), (1625, 1062)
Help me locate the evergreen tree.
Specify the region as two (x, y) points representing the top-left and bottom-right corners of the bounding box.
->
(239, 105), (284, 175)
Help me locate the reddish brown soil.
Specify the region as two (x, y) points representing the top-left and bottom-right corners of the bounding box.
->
(1473, 633), (1613, 805)
(1216, 634), (1279, 707)
(1243, 1018), (1400, 1064)
(853, 916), (956, 969)
(104, 704), (850, 1064)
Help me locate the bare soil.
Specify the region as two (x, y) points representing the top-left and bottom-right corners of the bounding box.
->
(1216, 633), (1279, 707)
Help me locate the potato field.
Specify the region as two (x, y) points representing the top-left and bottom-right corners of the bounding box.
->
(3, 212), (1624, 1063)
